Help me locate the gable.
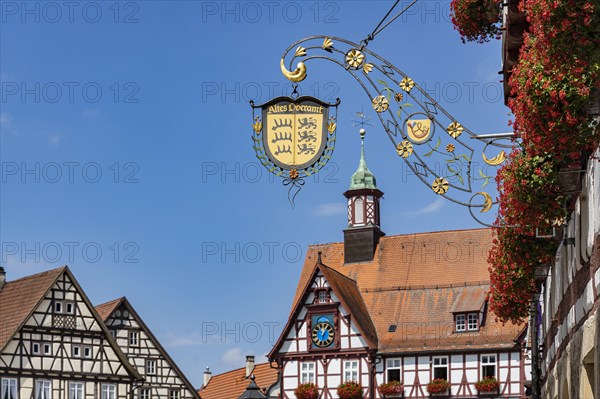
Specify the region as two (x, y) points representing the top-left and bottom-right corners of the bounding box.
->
(270, 263), (376, 358)
(99, 297), (200, 398)
(0, 268), (140, 379)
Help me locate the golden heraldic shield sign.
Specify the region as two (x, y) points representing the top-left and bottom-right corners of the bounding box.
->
(251, 95), (339, 206)
(263, 98), (328, 170)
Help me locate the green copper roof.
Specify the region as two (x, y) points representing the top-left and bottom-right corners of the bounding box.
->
(349, 131), (378, 190)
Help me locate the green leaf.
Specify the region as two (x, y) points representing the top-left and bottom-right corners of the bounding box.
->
(423, 149), (434, 157)
(458, 154), (471, 162)
(402, 103), (414, 108)
(377, 79), (388, 87)
(457, 175), (464, 184)
(447, 164), (456, 174)
(478, 169), (485, 177)
(433, 137), (441, 150)
(482, 178), (489, 188)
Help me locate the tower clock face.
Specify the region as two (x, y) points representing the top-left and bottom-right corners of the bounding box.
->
(311, 315), (335, 348)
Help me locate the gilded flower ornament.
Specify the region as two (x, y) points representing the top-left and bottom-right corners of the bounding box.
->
(394, 92), (403, 102)
(446, 143), (455, 152)
(289, 169), (299, 180)
(396, 141), (413, 158)
(399, 77), (415, 92)
(372, 95), (389, 113)
(447, 121), (464, 138)
(346, 49), (365, 69)
(363, 63), (374, 74)
(432, 177), (449, 194)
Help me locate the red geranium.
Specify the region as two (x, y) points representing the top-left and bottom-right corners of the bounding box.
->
(450, 0), (502, 43)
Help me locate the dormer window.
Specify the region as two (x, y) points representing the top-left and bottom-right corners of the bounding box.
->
(455, 312), (479, 332)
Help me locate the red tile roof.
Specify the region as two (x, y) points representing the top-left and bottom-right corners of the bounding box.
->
(199, 363), (278, 399)
(286, 228), (525, 354)
(95, 297), (125, 321)
(0, 267), (65, 350)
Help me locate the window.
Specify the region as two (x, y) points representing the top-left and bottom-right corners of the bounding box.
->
(139, 388), (151, 399)
(43, 344), (51, 355)
(65, 302), (75, 314)
(32, 342), (41, 355)
(1, 378), (17, 399)
(83, 347), (92, 359)
(344, 360), (359, 382)
(129, 331), (139, 346)
(101, 384), (116, 399)
(54, 301), (63, 313)
(455, 314), (466, 332)
(386, 359), (401, 382)
(110, 330), (117, 338)
(169, 390), (180, 399)
(481, 355), (497, 379)
(468, 313), (479, 331)
(300, 362), (315, 384)
(354, 198), (365, 224)
(432, 356), (448, 380)
(72, 345), (81, 357)
(318, 290), (328, 303)
(35, 380), (51, 399)
(146, 359), (156, 375)
(68, 382), (84, 399)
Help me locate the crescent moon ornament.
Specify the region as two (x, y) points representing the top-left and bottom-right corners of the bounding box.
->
(477, 191), (493, 213)
(483, 150), (507, 166)
(280, 59), (307, 82)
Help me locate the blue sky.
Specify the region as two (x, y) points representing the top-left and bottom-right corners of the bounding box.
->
(0, 1), (510, 387)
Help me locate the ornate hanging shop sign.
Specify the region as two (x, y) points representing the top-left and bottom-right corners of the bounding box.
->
(251, 94), (340, 207)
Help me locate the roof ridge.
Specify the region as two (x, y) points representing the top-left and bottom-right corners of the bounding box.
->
(363, 281), (490, 293)
(319, 263), (357, 283)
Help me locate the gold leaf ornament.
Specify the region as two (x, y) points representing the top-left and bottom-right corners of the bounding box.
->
(363, 63), (374, 74)
(346, 49), (365, 68)
(432, 177), (449, 195)
(447, 121), (464, 138)
(322, 37), (334, 51)
(396, 141), (413, 158)
(477, 191), (493, 213)
(280, 59), (307, 82)
(372, 95), (389, 113)
(252, 116), (262, 134)
(295, 46), (307, 57)
(327, 119), (337, 133)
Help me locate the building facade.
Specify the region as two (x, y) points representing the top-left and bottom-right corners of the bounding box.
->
(269, 134), (531, 399)
(539, 150), (600, 399)
(0, 266), (199, 399)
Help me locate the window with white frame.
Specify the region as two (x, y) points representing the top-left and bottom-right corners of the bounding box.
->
(432, 356), (448, 380)
(481, 355), (497, 378)
(68, 382), (84, 399)
(318, 290), (328, 303)
(35, 380), (51, 399)
(129, 331), (139, 346)
(54, 301), (63, 313)
(300, 362), (315, 384)
(386, 358), (401, 382)
(344, 360), (359, 382)
(43, 343), (51, 355)
(467, 313), (479, 331)
(101, 384), (116, 399)
(169, 390), (180, 399)
(455, 314), (466, 332)
(72, 345), (81, 357)
(1, 378), (18, 399)
(65, 302), (75, 314)
(32, 342), (41, 355)
(139, 388), (151, 399)
(354, 198), (365, 225)
(146, 359), (156, 375)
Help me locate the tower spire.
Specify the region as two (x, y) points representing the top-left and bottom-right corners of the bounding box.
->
(349, 128), (378, 190)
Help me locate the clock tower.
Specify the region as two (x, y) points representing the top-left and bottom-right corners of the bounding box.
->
(343, 128), (384, 263)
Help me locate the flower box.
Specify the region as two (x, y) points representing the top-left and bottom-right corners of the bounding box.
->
(337, 382), (363, 399)
(378, 381), (404, 398)
(427, 379), (450, 396)
(295, 383), (319, 399)
(475, 377), (500, 396)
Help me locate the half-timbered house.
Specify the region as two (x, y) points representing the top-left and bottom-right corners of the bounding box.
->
(268, 134), (531, 399)
(0, 266), (200, 399)
(96, 297), (200, 399)
(0, 266), (141, 399)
